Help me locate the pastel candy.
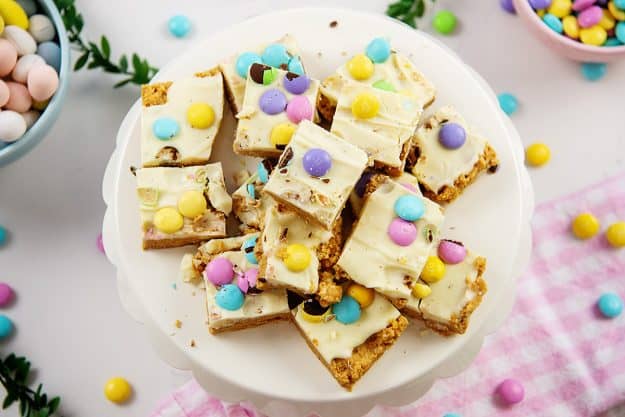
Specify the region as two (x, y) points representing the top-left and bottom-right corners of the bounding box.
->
(236, 52), (262, 79)
(438, 240), (467, 264)
(578, 6), (603, 27)
(28, 14), (54, 42)
(365, 37), (391, 63)
(5, 81), (32, 112)
(36, 41), (60, 72)
(0, 38), (17, 77)
(496, 379), (525, 405)
(597, 292), (623, 318)
(204, 257), (234, 286)
(0, 315), (13, 340)
(302, 148), (332, 177)
(393, 195), (425, 221)
(262, 43), (290, 68)
(332, 295), (362, 324)
(387, 218), (417, 246)
(282, 72), (310, 95)
(439, 122), (466, 149)
(259, 89), (287, 115)
(286, 96), (313, 124)
(573, 0), (597, 10)
(244, 268), (258, 288)
(0, 0), (28, 29)
(0, 110), (27, 142)
(0, 283), (13, 307)
(257, 161), (269, 183)
(3, 25), (36, 55)
(27, 63), (58, 101)
(168, 14), (191, 38)
(287, 56), (304, 75)
(11, 53), (44, 83)
(243, 236), (258, 264)
(215, 284), (245, 311)
(152, 117), (180, 140)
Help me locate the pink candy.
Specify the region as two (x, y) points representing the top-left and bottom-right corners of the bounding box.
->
(387, 218), (417, 246)
(572, 0), (596, 11)
(237, 268), (259, 293)
(578, 5), (603, 28)
(0, 39), (17, 77)
(28, 64), (58, 102)
(401, 182), (419, 193)
(496, 378), (525, 405)
(0, 283), (14, 307)
(438, 240), (467, 264)
(286, 96), (313, 124)
(4, 82), (32, 113)
(204, 257), (234, 286)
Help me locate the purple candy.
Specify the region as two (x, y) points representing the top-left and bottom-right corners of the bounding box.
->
(355, 172), (373, 197)
(438, 240), (467, 264)
(529, 0), (552, 9)
(204, 257), (234, 286)
(244, 268), (258, 288)
(500, 0), (516, 14)
(496, 379), (525, 405)
(387, 218), (417, 246)
(259, 89), (287, 115)
(283, 73), (311, 95)
(572, 0), (596, 11)
(438, 123), (466, 150)
(302, 148), (332, 177)
(0, 283), (13, 307)
(237, 273), (249, 293)
(578, 5), (602, 27)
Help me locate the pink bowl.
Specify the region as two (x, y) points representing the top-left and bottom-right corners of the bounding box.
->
(513, 0), (625, 62)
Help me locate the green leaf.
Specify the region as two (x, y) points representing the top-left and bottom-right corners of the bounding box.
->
(119, 55), (128, 72)
(74, 51), (89, 70)
(15, 361), (31, 383)
(100, 36), (111, 59)
(114, 78), (133, 88)
(48, 397), (61, 413)
(2, 393), (16, 409)
(19, 399), (27, 415)
(415, 0), (425, 17)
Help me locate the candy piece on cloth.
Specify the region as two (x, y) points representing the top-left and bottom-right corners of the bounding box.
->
(597, 292), (623, 318)
(0, 283), (13, 307)
(571, 212), (600, 239)
(496, 378), (525, 405)
(104, 377), (132, 404)
(606, 221), (625, 247)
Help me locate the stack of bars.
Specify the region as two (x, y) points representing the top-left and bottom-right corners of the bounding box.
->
(136, 36), (500, 391)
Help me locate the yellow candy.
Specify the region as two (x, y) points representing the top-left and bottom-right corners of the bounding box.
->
(525, 143), (550, 167)
(606, 222), (625, 248)
(284, 243), (311, 272)
(346, 283), (375, 308)
(154, 207), (184, 234)
(346, 53), (374, 81)
(351, 92), (380, 119)
(580, 25), (608, 45)
(177, 190), (207, 218)
(412, 283), (432, 299)
(548, 0), (572, 18)
(0, 0), (29, 30)
(563, 15), (580, 39)
(270, 122), (296, 147)
(608, 2), (625, 21)
(599, 9), (616, 30)
(104, 377), (132, 404)
(572, 213), (601, 240)
(421, 256), (446, 283)
(301, 308), (328, 323)
(186, 102), (214, 129)
(537, 8), (546, 17)
(0, 15), (4, 35)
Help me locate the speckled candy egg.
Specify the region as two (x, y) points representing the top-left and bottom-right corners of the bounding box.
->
(282, 72), (310, 95)
(204, 257), (234, 286)
(438, 240), (467, 264)
(36, 41), (60, 72)
(28, 14), (55, 42)
(27, 64), (58, 101)
(0, 39), (18, 77)
(0, 111), (27, 142)
(5, 81), (32, 112)
(11, 53), (44, 83)
(0, 80), (9, 107)
(3, 25), (37, 56)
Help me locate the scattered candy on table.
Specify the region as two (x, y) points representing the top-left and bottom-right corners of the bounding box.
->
(571, 212), (601, 239)
(529, 0), (625, 46)
(496, 378), (525, 405)
(605, 221), (625, 247)
(581, 62), (607, 81)
(433, 10), (458, 35)
(443, 413), (462, 417)
(0, 0), (61, 146)
(498, 92), (519, 115)
(0, 314), (14, 339)
(0, 225), (8, 246)
(168, 14), (191, 38)
(525, 143), (551, 167)
(104, 377), (133, 404)
(597, 292), (623, 318)
(501, 0), (517, 14)
(0, 283), (14, 307)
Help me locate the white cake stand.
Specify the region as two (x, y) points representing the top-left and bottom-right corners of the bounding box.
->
(102, 8), (534, 417)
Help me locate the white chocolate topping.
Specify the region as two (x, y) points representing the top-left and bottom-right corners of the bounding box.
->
(410, 106), (489, 193)
(264, 120), (369, 229)
(260, 202), (332, 294)
(235, 67), (320, 156)
(293, 293), (400, 362)
(231, 173), (269, 231)
(321, 52), (435, 109)
(141, 73), (224, 166)
(136, 164), (232, 240)
(338, 179), (444, 300)
(331, 83), (421, 169)
(349, 171), (421, 217)
(219, 34), (301, 113)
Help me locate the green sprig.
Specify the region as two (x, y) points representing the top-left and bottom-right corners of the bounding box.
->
(0, 354), (62, 417)
(386, 0), (433, 28)
(53, 0), (158, 87)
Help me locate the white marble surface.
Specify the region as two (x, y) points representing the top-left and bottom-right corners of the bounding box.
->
(0, 0), (623, 416)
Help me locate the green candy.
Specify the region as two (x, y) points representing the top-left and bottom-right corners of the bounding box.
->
(263, 68), (278, 85)
(372, 79), (396, 92)
(433, 10), (457, 35)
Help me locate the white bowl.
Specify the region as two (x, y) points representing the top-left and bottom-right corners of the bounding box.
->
(102, 8), (534, 417)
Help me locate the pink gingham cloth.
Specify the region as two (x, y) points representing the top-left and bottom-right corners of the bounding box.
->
(150, 173), (625, 417)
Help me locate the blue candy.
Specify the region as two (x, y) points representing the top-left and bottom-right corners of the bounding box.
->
(597, 292), (623, 318)
(287, 56), (305, 75)
(0, 315), (13, 340)
(215, 284), (245, 311)
(257, 162), (269, 184)
(246, 183), (256, 199)
(604, 38), (623, 46)
(543, 13), (563, 34)
(37, 41), (61, 73)
(616, 22), (625, 44)
(615, 0), (625, 10)
(235, 52), (262, 79)
(394, 195), (425, 222)
(0, 226), (7, 247)
(581, 62), (607, 82)
(152, 117), (180, 140)
(243, 236), (258, 265)
(365, 37), (391, 63)
(498, 92), (519, 116)
(168, 15), (191, 38)
(332, 295), (361, 324)
(262, 44), (290, 68)
(443, 413), (462, 417)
